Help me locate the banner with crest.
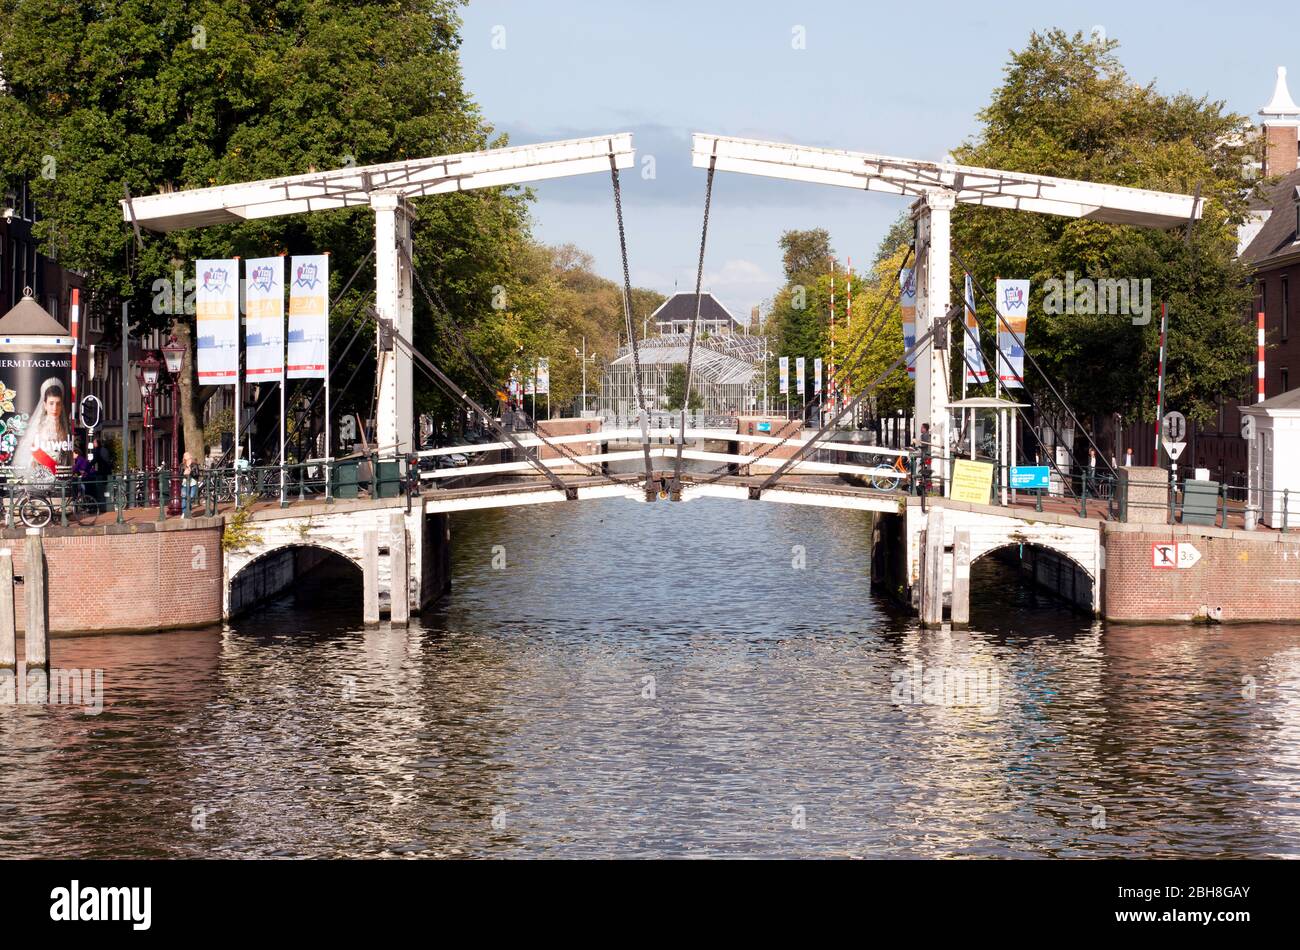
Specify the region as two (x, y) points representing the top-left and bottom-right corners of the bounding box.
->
(994, 278), (1029, 389)
(287, 255), (329, 380)
(195, 259), (239, 384)
(900, 268), (917, 378)
(244, 256), (284, 381)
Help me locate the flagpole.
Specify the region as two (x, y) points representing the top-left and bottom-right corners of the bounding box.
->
(279, 253), (287, 505)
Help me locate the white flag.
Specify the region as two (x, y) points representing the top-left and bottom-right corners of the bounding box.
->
(964, 273), (989, 384)
(244, 257), (284, 382)
(995, 278), (1029, 389)
(287, 255), (329, 380)
(195, 259), (239, 384)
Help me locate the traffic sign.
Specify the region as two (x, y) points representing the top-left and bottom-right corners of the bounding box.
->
(1152, 541), (1200, 570)
(1162, 410), (1186, 442)
(1162, 438), (1186, 461)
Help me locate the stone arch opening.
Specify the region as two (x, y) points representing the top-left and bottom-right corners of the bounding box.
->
(227, 543), (362, 618)
(971, 542), (1096, 615)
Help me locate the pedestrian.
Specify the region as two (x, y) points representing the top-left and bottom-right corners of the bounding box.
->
(1124, 446), (1133, 467)
(181, 451), (201, 517)
(88, 438), (111, 512)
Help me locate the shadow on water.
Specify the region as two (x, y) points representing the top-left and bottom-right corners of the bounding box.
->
(226, 555), (364, 642)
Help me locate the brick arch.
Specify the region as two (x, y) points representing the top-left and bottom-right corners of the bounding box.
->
(970, 539), (1096, 583)
(224, 537), (363, 618)
(970, 540), (1097, 613)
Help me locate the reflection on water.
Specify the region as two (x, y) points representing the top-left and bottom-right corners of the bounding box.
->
(1, 497), (1299, 858)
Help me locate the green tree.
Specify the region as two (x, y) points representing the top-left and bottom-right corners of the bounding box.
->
(778, 228), (832, 284)
(951, 29), (1255, 426)
(0, 0), (534, 450)
(663, 364), (703, 411)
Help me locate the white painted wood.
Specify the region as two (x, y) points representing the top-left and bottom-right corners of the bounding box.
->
(692, 134), (1201, 227)
(0, 548), (14, 669)
(122, 135), (635, 231)
(362, 530), (380, 625)
(23, 530), (48, 668)
(389, 514), (409, 626)
(951, 530), (971, 625)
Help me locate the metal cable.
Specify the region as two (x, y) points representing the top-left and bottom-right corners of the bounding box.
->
(668, 151), (716, 499)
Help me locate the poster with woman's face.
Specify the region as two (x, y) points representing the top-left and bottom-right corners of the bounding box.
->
(0, 353), (73, 473)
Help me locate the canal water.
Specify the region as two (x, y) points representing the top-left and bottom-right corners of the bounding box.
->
(2, 497), (1299, 858)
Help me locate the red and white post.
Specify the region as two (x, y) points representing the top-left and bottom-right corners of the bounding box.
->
(1258, 310), (1266, 402)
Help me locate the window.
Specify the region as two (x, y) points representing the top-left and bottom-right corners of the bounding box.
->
(1283, 368), (1291, 393)
(1284, 276), (1291, 342)
(1260, 279), (1267, 318)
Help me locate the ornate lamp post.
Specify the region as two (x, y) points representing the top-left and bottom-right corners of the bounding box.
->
(137, 353), (161, 506)
(163, 336), (186, 515)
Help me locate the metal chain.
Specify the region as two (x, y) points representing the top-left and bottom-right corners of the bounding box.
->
(610, 156), (656, 493)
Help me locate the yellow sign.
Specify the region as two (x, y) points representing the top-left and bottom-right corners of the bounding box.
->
(949, 459), (995, 504)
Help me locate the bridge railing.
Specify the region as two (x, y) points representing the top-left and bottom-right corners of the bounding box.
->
(22, 454), (426, 526)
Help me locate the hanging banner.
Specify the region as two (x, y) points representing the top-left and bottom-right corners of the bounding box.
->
(796, 356), (806, 397)
(964, 272), (989, 385)
(778, 356), (789, 395)
(900, 268), (917, 378)
(244, 256), (284, 381)
(995, 278), (1029, 389)
(535, 357), (550, 395)
(195, 258), (239, 384)
(814, 357), (823, 394)
(287, 254), (329, 379)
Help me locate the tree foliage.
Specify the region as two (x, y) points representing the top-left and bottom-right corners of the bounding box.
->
(951, 29), (1256, 426)
(0, 0), (657, 452)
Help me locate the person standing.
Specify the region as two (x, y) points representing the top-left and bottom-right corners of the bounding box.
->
(180, 452), (201, 517)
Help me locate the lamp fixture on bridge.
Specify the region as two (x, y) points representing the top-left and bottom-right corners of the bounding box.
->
(162, 334), (185, 376)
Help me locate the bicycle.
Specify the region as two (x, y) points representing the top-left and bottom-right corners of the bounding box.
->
(870, 454), (910, 492)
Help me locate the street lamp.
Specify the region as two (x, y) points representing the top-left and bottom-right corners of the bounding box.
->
(137, 352), (161, 506)
(163, 336), (185, 515)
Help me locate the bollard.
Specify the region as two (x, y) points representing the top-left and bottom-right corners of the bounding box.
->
(390, 513), (409, 626)
(921, 508), (945, 627)
(951, 530), (971, 626)
(0, 548), (15, 670)
(362, 530), (380, 625)
(24, 529), (49, 670)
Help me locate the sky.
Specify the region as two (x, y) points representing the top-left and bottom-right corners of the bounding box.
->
(457, 0), (1300, 323)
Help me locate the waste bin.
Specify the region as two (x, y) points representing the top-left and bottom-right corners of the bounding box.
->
(332, 460), (360, 499)
(374, 460), (402, 498)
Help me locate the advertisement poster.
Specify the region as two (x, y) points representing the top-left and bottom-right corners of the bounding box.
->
(814, 357), (823, 394)
(0, 352), (74, 474)
(535, 358), (550, 395)
(287, 254), (329, 380)
(796, 356), (806, 397)
(195, 258), (240, 384)
(778, 356), (789, 395)
(245, 256), (285, 381)
(995, 278), (1029, 389)
(900, 268), (917, 378)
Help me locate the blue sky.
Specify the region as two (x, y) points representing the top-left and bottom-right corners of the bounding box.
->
(458, 0), (1300, 321)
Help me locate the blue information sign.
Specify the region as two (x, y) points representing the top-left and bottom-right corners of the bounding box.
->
(1009, 465), (1050, 489)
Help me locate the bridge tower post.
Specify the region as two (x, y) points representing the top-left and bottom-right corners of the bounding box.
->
(373, 192), (416, 457)
(912, 192), (954, 461)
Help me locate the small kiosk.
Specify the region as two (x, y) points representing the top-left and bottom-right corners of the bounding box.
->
(1241, 389), (1300, 528)
(0, 289), (76, 477)
(947, 396), (1028, 506)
